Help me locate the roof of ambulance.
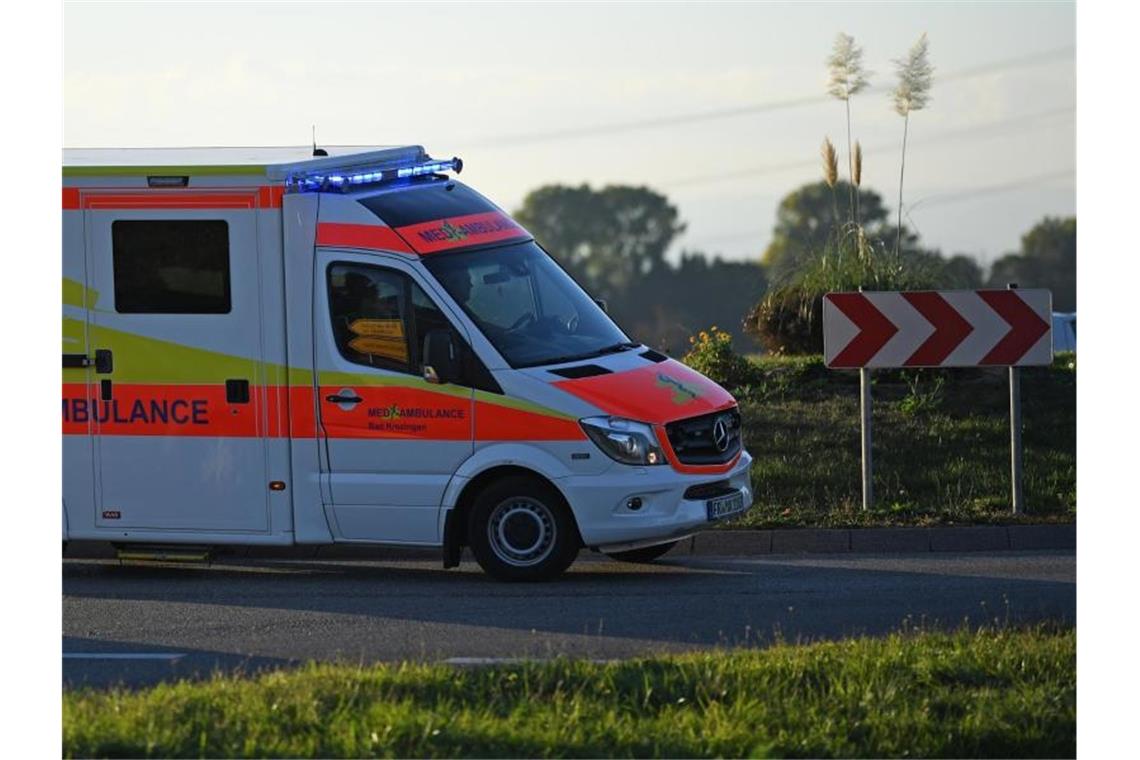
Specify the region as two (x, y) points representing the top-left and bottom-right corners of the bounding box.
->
(62, 145), (424, 177)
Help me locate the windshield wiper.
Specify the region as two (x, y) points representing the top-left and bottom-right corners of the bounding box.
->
(523, 342), (641, 369)
(594, 341), (641, 355)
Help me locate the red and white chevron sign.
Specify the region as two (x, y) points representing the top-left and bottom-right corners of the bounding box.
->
(823, 289), (1052, 368)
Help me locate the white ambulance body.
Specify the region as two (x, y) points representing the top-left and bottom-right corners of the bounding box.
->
(62, 146), (753, 580)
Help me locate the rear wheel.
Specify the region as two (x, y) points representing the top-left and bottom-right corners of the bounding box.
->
(605, 540), (680, 564)
(468, 476), (580, 582)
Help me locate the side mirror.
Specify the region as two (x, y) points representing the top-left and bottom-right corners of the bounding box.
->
(593, 298), (608, 313)
(422, 329), (459, 385)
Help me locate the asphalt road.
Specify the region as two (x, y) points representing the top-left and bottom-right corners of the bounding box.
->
(63, 550), (1075, 688)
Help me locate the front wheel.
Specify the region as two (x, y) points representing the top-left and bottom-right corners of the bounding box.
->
(468, 476), (580, 581)
(605, 540), (680, 564)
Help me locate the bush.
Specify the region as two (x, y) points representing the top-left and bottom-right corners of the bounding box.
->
(746, 233), (947, 355)
(746, 282), (825, 355)
(681, 327), (761, 390)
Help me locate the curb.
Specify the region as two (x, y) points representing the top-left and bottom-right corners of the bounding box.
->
(675, 524), (1075, 557)
(64, 524), (1075, 562)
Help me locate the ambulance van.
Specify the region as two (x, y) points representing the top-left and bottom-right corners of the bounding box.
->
(62, 146), (753, 580)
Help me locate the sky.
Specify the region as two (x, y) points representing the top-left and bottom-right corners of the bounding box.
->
(63, 1), (1075, 269)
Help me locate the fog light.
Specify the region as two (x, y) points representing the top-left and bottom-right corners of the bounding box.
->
(626, 497), (643, 511)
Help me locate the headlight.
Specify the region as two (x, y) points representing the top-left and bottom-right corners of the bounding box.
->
(580, 416), (667, 466)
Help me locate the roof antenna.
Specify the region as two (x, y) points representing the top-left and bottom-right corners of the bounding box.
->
(312, 125), (328, 157)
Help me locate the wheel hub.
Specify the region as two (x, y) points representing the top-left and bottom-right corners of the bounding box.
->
(488, 498), (556, 567)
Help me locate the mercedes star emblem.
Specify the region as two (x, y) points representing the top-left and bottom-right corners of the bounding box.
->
(712, 416), (731, 452)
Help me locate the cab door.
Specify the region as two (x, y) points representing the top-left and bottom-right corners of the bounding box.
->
(315, 252), (474, 544)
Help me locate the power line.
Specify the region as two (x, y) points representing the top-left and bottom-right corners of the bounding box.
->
(682, 168), (1075, 248)
(908, 169), (1074, 211)
(660, 104), (1074, 188)
(465, 46), (1074, 149)
(936, 46), (1075, 84)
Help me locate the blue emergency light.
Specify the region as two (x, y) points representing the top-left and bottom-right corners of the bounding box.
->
(285, 153), (463, 193)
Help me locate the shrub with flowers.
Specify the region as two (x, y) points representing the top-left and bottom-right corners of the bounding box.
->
(681, 327), (762, 391)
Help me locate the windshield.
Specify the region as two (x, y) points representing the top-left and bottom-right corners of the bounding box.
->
(423, 240), (634, 368)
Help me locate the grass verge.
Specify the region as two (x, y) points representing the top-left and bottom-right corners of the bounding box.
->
(733, 353), (1075, 528)
(64, 626), (1074, 758)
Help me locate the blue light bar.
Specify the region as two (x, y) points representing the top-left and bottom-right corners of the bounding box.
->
(287, 156), (463, 193)
(396, 161), (458, 179)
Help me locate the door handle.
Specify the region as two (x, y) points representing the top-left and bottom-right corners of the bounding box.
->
(325, 392), (363, 404)
(62, 351), (113, 371)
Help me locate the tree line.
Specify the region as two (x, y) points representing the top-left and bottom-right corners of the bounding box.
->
(513, 181), (1075, 355)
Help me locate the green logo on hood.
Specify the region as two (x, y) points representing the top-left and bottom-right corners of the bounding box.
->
(439, 221), (468, 242)
(656, 372), (700, 405)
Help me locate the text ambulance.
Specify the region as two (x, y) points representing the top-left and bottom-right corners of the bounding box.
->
(62, 146), (753, 580)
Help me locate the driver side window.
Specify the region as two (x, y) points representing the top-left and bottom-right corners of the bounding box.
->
(327, 263), (497, 391)
(328, 264), (411, 373)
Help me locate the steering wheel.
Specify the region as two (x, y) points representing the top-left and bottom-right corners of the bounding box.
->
(509, 312), (536, 330)
(565, 313), (580, 334)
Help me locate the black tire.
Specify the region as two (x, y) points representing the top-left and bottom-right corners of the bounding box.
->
(605, 540), (680, 564)
(468, 475), (580, 581)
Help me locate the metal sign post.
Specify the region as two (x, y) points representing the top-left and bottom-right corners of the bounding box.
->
(822, 288), (1052, 515)
(860, 366), (873, 510)
(1007, 283), (1024, 515)
(1009, 363), (1023, 514)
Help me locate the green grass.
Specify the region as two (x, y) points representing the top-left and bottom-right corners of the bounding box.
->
(63, 627), (1074, 759)
(732, 353), (1075, 528)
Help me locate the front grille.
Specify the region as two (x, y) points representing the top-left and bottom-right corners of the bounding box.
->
(665, 408), (742, 465)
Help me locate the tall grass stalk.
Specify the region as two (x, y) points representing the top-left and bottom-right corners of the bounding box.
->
(891, 33), (934, 262)
(821, 137), (840, 254)
(853, 141), (865, 254)
(827, 33), (870, 224)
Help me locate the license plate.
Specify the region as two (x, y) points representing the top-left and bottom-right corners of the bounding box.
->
(706, 491), (746, 521)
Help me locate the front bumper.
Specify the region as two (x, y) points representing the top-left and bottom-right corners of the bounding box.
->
(556, 449), (753, 549)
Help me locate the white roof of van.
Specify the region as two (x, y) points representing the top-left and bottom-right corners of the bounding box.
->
(62, 145), (422, 177)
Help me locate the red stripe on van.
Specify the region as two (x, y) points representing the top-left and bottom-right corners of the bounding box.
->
(63, 383), (585, 441)
(316, 223), (415, 253)
(319, 385), (471, 440)
(474, 402), (585, 441)
(63, 383), (313, 439)
(258, 186), (285, 208)
(77, 192), (261, 210)
(264, 385), (319, 440)
(395, 211), (529, 254)
(62, 187), (284, 210)
(318, 386), (585, 441)
(62, 384), (259, 437)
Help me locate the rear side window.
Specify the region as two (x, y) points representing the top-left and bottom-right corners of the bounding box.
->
(112, 220), (231, 314)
